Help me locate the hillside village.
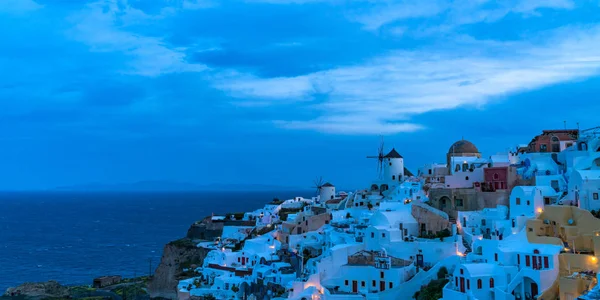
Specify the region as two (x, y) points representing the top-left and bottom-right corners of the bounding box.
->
(167, 127), (600, 300)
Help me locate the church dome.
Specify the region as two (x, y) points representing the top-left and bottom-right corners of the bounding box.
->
(448, 139), (479, 154)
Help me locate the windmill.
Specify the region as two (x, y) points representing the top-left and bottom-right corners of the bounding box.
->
(366, 136), (385, 179)
(313, 176), (325, 195)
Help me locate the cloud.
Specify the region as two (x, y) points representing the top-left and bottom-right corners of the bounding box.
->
(0, 0), (43, 14)
(215, 25), (600, 135)
(66, 0), (206, 76)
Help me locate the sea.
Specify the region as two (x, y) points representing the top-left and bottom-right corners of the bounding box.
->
(0, 190), (311, 291)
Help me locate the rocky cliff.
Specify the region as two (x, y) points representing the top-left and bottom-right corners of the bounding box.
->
(4, 280), (69, 299)
(148, 238), (210, 299)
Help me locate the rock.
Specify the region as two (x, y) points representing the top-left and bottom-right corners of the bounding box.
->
(148, 239), (210, 299)
(4, 280), (69, 299)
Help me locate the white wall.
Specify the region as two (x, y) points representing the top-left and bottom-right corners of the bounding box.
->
(337, 265), (416, 294)
(384, 157), (404, 184)
(444, 168), (484, 189)
(509, 187), (543, 218)
(320, 186), (336, 202)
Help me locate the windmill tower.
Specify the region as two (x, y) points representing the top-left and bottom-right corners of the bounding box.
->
(367, 137), (386, 180)
(383, 148), (404, 184)
(313, 177), (335, 202)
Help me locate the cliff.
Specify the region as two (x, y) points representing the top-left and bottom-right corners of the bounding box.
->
(4, 281), (69, 299)
(148, 238), (210, 299)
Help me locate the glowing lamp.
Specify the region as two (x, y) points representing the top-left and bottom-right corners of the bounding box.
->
(592, 257), (598, 262)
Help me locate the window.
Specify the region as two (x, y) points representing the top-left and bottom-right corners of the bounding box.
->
(594, 193), (599, 200)
(382, 233), (386, 238)
(392, 175), (395, 180)
(517, 254), (520, 264)
(373, 280), (376, 287)
(389, 162), (392, 166)
(481, 219), (486, 226)
(516, 197), (521, 205)
(460, 269), (464, 275)
(495, 253), (498, 262)
(551, 180), (559, 192)
(361, 281), (365, 287)
(528, 227), (533, 232)
(455, 199), (464, 207)
(380, 272), (384, 279)
(467, 279), (470, 290)
(345, 280), (348, 286)
(360, 202), (364, 206)
(490, 278), (494, 288)
(512, 219), (516, 228)
(526, 255), (531, 267)
(371, 232), (375, 238)
(527, 200), (530, 205)
(389, 282), (393, 289)
(540, 144), (548, 152)
(544, 197), (551, 205)
(428, 169), (432, 175)
(477, 279), (482, 289)
(493, 173), (500, 180)
(465, 176), (469, 181)
(544, 256), (549, 268)
(455, 277), (458, 287)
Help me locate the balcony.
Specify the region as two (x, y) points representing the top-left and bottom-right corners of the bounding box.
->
(442, 283), (468, 300)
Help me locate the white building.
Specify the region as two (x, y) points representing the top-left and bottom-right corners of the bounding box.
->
(319, 182), (336, 202)
(383, 148), (405, 185)
(569, 170), (600, 211)
(509, 186), (558, 219)
(444, 232), (562, 300)
(365, 208), (418, 250)
(457, 206), (510, 245)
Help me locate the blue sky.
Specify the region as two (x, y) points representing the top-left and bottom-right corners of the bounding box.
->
(1, 0), (600, 190)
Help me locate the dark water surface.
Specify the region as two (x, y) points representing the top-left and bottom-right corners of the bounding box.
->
(0, 191), (309, 291)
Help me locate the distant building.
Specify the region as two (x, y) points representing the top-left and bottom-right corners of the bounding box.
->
(527, 129), (579, 153)
(93, 276), (122, 288)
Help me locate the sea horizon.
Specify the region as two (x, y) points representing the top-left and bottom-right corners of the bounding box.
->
(0, 190), (312, 291)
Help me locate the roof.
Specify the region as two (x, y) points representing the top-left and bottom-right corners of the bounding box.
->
(404, 167), (414, 177)
(385, 148), (403, 159)
(448, 139), (479, 154)
(322, 182), (335, 187)
(462, 263), (501, 277)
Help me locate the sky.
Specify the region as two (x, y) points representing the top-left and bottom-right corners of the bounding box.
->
(1, 0), (600, 190)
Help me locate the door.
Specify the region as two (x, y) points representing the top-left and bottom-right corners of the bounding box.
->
(380, 281), (386, 292)
(531, 282), (538, 297)
(460, 277), (465, 293)
(352, 280), (358, 293)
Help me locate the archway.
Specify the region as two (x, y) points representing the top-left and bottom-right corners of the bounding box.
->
(439, 196), (451, 211)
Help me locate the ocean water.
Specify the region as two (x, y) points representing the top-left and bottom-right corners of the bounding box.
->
(0, 191), (310, 291)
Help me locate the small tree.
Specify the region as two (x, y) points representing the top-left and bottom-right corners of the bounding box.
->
(345, 212), (352, 219)
(367, 203), (373, 210)
(231, 285), (239, 293)
(437, 266), (448, 280)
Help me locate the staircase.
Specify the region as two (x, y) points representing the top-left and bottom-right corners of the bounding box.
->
(462, 237), (472, 254)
